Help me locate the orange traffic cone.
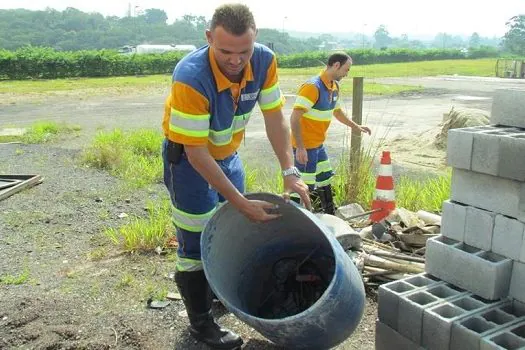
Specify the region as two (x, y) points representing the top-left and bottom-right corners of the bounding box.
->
(370, 151), (396, 223)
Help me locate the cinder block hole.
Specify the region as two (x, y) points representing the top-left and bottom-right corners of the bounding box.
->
(436, 235), (459, 245)
(512, 134), (525, 139)
(502, 303), (525, 318)
(385, 281), (413, 293)
(432, 304), (465, 319)
(478, 251), (506, 263)
(427, 285), (460, 299)
(472, 126), (497, 131)
(482, 309), (515, 325)
(446, 283), (467, 293)
(490, 333), (525, 349)
(461, 317), (494, 333)
(405, 276), (434, 287)
(472, 294), (498, 305)
(407, 292), (437, 306)
(452, 297), (484, 311)
(422, 273), (441, 281)
(457, 243), (481, 254)
(511, 324), (525, 338)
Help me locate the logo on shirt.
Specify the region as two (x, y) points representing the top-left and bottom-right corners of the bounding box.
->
(240, 90), (260, 102)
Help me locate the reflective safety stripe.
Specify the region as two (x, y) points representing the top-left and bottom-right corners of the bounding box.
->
(176, 257), (203, 271)
(375, 189), (396, 201)
(300, 172), (316, 185)
(378, 164), (393, 177)
(316, 160), (332, 174)
(294, 96), (315, 110)
(259, 83), (283, 110)
(169, 108), (210, 137)
(316, 178), (333, 187)
(303, 108), (333, 122)
(209, 113), (251, 146)
(172, 207), (216, 233)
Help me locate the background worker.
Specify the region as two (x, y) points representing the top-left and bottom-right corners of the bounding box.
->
(290, 52), (371, 214)
(161, 4), (310, 349)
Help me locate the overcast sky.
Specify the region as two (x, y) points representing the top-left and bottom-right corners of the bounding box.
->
(0, 0), (522, 37)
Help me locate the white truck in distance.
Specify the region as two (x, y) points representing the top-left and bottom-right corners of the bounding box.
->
(118, 44), (197, 55)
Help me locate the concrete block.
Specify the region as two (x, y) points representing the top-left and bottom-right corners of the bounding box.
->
(492, 215), (525, 261)
(426, 235), (513, 300)
(491, 88), (525, 129)
(510, 261), (525, 304)
(378, 273), (443, 330)
(471, 128), (507, 176)
(397, 283), (467, 344)
(422, 294), (504, 350)
(441, 200), (468, 242)
(465, 206), (496, 251)
(375, 320), (423, 350)
(481, 320), (525, 350)
(446, 127), (475, 170)
(451, 300), (525, 350)
(450, 168), (525, 221)
(499, 131), (525, 182)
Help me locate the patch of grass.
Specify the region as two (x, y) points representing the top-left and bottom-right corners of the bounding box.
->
(116, 273), (135, 289)
(395, 170), (452, 212)
(88, 247), (109, 261)
(143, 283), (169, 301)
(0, 268), (30, 285)
(82, 128), (163, 188)
(0, 121), (81, 144)
(104, 199), (174, 252)
(0, 74), (171, 94)
(244, 165), (283, 194)
(278, 59), (496, 78)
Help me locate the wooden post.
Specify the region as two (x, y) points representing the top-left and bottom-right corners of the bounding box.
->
(350, 77), (364, 172)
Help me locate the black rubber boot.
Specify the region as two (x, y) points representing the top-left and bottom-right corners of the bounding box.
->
(317, 185), (336, 215)
(175, 270), (243, 349)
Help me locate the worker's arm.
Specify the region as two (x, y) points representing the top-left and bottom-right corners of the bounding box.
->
(168, 82), (279, 222)
(333, 108), (371, 135)
(290, 83), (319, 165)
(258, 56), (311, 209)
(185, 146), (280, 221)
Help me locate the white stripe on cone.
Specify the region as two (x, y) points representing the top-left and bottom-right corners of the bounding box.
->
(375, 189), (396, 201)
(378, 164), (393, 177)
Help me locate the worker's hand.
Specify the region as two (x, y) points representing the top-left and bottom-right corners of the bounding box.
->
(296, 147), (308, 165)
(358, 125), (372, 135)
(237, 199), (281, 223)
(283, 176), (311, 211)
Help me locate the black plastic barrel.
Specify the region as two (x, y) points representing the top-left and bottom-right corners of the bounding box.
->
(201, 192), (366, 349)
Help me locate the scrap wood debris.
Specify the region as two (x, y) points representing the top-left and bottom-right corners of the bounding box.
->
(335, 204), (441, 292)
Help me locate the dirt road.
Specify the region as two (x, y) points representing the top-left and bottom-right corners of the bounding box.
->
(0, 75), (507, 170)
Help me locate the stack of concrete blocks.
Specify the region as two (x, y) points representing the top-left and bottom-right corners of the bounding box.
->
(375, 88), (525, 350)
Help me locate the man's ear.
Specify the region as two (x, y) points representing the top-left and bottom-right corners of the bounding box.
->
(205, 29), (213, 45)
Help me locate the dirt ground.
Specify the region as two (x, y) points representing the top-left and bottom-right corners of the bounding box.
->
(1, 75), (522, 349)
(0, 142), (377, 350)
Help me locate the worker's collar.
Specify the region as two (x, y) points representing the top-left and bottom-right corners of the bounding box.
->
(209, 47), (254, 92)
(320, 69), (337, 91)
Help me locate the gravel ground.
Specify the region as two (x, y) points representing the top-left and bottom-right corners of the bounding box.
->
(0, 141), (378, 350)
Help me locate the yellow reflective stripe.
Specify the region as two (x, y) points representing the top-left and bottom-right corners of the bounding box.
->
(259, 83), (284, 110)
(172, 207), (216, 232)
(300, 171), (316, 185)
(176, 257), (203, 272)
(293, 96), (315, 110)
(303, 108), (333, 121)
(208, 113), (251, 146)
(316, 178), (333, 187)
(169, 108), (210, 137)
(316, 160), (332, 174)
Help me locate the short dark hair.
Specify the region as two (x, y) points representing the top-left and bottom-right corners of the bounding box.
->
(210, 4), (257, 35)
(327, 52), (352, 67)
